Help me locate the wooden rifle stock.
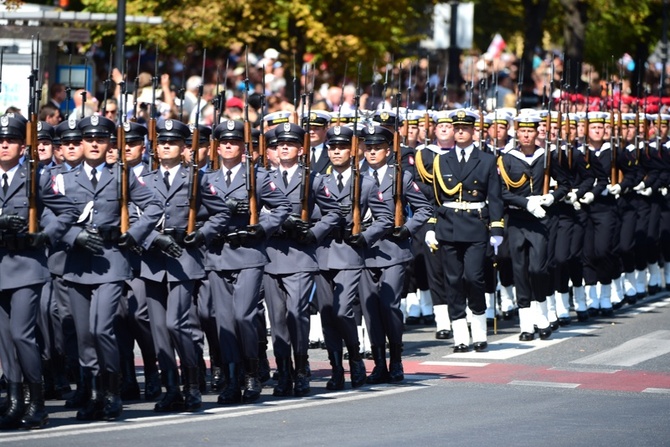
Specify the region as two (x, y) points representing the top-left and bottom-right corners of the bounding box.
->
(351, 132), (361, 235)
(149, 117), (158, 170)
(27, 115), (39, 233)
(209, 136), (219, 170)
(610, 108), (618, 186)
(300, 130), (311, 222)
(393, 129), (404, 227)
(542, 112), (552, 195)
(186, 126), (200, 233)
(245, 120), (259, 225)
(118, 123), (129, 233)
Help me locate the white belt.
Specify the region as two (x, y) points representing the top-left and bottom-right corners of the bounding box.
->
(442, 201), (486, 211)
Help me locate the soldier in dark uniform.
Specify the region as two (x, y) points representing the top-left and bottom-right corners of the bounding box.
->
(194, 119), (290, 405)
(498, 113), (569, 340)
(359, 124), (432, 383)
(303, 110), (332, 175)
(315, 125), (392, 390)
(424, 109), (505, 352)
(0, 114), (79, 429)
(52, 115), (165, 421)
(263, 123), (341, 397)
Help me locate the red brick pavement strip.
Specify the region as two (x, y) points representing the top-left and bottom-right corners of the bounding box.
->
(402, 361), (670, 393)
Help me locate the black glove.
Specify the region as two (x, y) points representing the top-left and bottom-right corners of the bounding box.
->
(28, 232), (49, 248)
(0, 215), (27, 231)
(281, 215), (301, 232)
(346, 232), (367, 248)
(184, 230), (205, 247)
(152, 234), (183, 258)
(391, 225), (411, 240)
(246, 224), (266, 241)
(298, 229), (317, 245)
(75, 230), (104, 255)
(224, 198), (249, 215)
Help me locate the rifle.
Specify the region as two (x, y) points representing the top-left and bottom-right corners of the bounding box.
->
(542, 109), (552, 194)
(609, 86), (618, 186)
(27, 35), (40, 233)
(149, 45), (159, 170)
(478, 78), (486, 147)
(187, 50), (206, 234)
(351, 62), (362, 235)
(393, 62), (404, 228)
(402, 62), (412, 144)
(178, 56), (186, 121)
(244, 48), (259, 226)
(335, 61), (348, 125)
(0, 48), (4, 95)
(552, 60), (562, 165)
(440, 63), (448, 110)
(118, 109), (129, 233)
(616, 68), (624, 182)
(381, 60), (389, 111)
(259, 64), (267, 169)
(118, 46), (126, 126)
(80, 57), (89, 118)
(132, 44), (142, 121)
(101, 48), (113, 115)
(643, 87), (650, 158)
(65, 54), (72, 119)
(584, 67), (591, 164)
(209, 62), (222, 171)
(292, 53), (299, 124)
(300, 64), (314, 222)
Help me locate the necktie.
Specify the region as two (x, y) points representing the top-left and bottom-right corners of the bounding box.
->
(337, 173), (344, 192)
(2, 173), (8, 195)
(225, 170), (232, 187)
(90, 169), (98, 189)
(460, 149), (466, 167)
(311, 148), (317, 166)
(163, 171), (171, 190)
(373, 170), (379, 187)
(282, 170), (289, 187)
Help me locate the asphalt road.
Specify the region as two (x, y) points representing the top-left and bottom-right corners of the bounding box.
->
(2, 292), (669, 446)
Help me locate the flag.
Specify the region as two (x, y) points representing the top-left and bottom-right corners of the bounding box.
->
(486, 34), (506, 59)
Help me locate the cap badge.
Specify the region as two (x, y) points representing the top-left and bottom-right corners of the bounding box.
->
(188, 123), (195, 133)
(165, 120), (173, 131)
(283, 122), (291, 132)
(227, 120), (235, 130)
(367, 124), (375, 134)
(0, 116), (8, 127)
(123, 121), (131, 132)
(310, 112), (318, 121)
(333, 126), (341, 135)
(37, 121), (43, 131)
(91, 115), (99, 126)
(457, 111), (466, 119)
(68, 115), (77, 129)
(380, 112), (389, 121)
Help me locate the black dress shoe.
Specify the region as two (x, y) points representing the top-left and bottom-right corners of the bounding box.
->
(435, 329), (453, 340)
(154, 388), (185, 412)
(538, 327), (552, 340)
(349, 359), (367, 388)
(558, 317), (571, 326)
(120, 380), (141, 401)
(519, 332), (534, 341)
(625, 295), (637, 305)
(422, 314), (435, 325)
(486, 318), (495, 328)
(326, 367), (345, 391)
(587, 308), (599, 318)
(144, 371), (162, 401)
(308, 341), (321, 349)
(453, 343), (470, 353)
(600, 307), (614, 317)
(502, 309), (518, 320)
(388, 362), (404, 383)
(612, 301), (624, 310)
(576, 311), (589, 322)
(473, 342), (488, 352)
(364, 351), (373, 360)
(549, 320), (560, 331)
(405, 316), (421, 325)
(648, 284), (660, 295)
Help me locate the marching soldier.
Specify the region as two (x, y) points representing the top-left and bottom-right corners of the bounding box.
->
(139, 119), (230, 412)
(424, 109), (505, 352)
(263, 123), (342, 397)
(303, 110), (332, 174)
(51, 115), (165, 421)
(0, 114), (79, 429)
(359, 124), (432, 383)
(192, 119), (290, 405)
(315, 125), (392, 390)
(498, 113), (569, 340)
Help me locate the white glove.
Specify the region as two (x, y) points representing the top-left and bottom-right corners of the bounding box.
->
(579, 192), (595, 205)
(573, 200), (582, 211)
(425, 230), (439, 252)
(661, 187), (668, 196)
(489, 235), (503, 255)
(638, 187), (653, 197)
(633, 181), (646, 191)
(539, 193), (555, 207)
(566, 190), (578, 204)
(607, 183), (622, 196)
(526, 197), (547, 219)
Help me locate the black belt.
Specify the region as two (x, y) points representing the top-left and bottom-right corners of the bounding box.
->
(162, 228), (187, 245)
(88, 226), (121, 243)
(0, 233), (39, 251)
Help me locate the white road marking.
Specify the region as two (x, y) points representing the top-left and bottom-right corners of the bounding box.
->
(420, 361), (490, 367)
(0, 385), (422, 443)
(642, 388), (670, 394)
(572, 330), (670, 367)
(444, 326), (600, 360)
(549, 366), (620, 374)
(509, 380), (580, 389)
